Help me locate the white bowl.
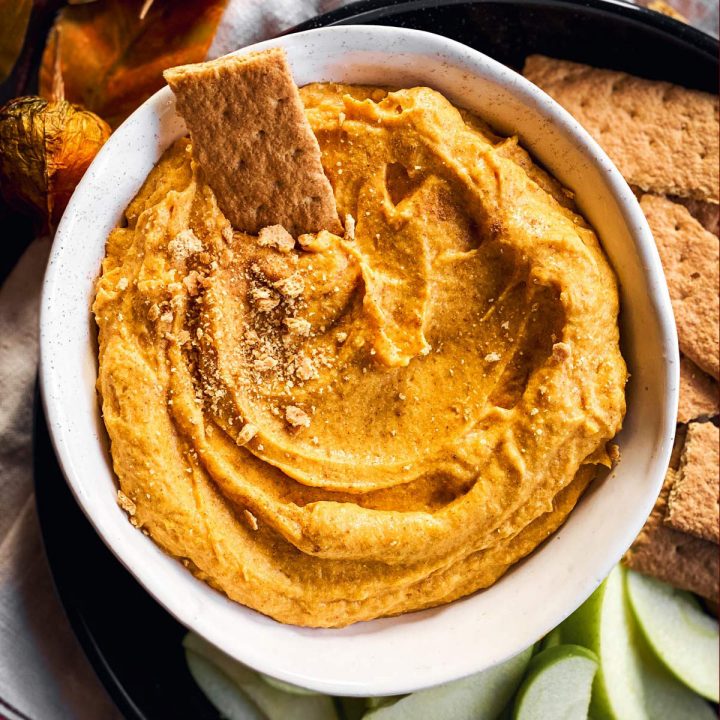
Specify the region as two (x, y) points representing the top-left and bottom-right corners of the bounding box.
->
(40, 25), (679, 696)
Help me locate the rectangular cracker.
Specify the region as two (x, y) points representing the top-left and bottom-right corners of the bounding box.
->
(678, 356), (719, 423)
(665, 422), (719, 543)
(164, 48), (341, 237)
(624, 468), (719, 601)
(522, 55), (719, 202)
(640, 194), (719, 379)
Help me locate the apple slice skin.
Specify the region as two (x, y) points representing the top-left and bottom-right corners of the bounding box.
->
(511, 644), (598, 720)
(626, 569), (720, 702)
(183, 632), (338, 720)
(185, 649), (265, 720)
(540, 626), (563, 651)
(362, 646), (533, 720)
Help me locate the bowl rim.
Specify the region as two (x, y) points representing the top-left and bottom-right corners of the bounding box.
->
(39, 24), (679, 696)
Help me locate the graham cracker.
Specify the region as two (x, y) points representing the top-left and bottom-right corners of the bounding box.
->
(164, 48), (341, 237)
(665, 422), (719, 543)
(678, 356), (719, 423)
(523, 55), (719, 202)
(624, 468), (719, 601)
(640, 194), (719, 379)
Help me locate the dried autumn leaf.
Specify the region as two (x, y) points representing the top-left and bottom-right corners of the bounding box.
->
(0, 0), (33, 83)
(0, 97), (112, 231)
(39, 0), (229, 128)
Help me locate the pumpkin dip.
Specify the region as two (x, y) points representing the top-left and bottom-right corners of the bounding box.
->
(93, 56), (626, 627)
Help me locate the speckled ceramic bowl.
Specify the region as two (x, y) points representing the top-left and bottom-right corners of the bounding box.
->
(39, 25), (678, 696)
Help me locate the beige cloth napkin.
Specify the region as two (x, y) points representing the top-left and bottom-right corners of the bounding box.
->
(0, 238), (122, 720)
(0, 0), (714, 718)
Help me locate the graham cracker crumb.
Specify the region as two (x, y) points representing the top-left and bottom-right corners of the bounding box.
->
(258, 225), (296, 253)
(344, 213), (356, 241)
(253, 355), (278, 372)
(243, 509), (259, 530)
(117, 490), (136, 516)
(552, 342), (572, 361)
(250, 286), (281, 312)
(168, 229), (202, 264)
(294, 354), (317, 381)
(284, 317), (311, 336)
(273, 273), (304, 298)
(285, 405), (311, 428)
(236, 423), (258, 446)
(183, 270), (202, 296)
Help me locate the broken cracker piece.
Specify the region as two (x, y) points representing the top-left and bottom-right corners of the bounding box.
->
(236, 423), (258, 446)
(164, 48), (341, 237)
(258, 224), (295, 253)
(523, 55), (719, 202)
(666, 422), (719, 543)
(284, 317), (311, 336)
(285, 405), (310, 428)
(678, 356), (719, 423)
(117, 490), (136, 516)
(624, 468), (719, 601)
(273, 272), (304, 298)
(168, 229), (202, 265)
(640, 194), (719, 379)
(243, 509), (259, 531)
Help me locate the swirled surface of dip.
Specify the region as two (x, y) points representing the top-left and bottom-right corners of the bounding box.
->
(93, 84), (627, 627)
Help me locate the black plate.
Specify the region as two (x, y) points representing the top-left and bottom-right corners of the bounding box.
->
(34, 2), (718, 718)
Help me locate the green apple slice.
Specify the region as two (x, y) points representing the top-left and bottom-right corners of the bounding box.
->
(183, 632), (338, 720)
(362, 646), (533, 719)
(185, 649), (265, 720)
(626, 569), (719, 702)
(558, 565), (645, 720)
(558, 565), (715, 720)
(512, 644), (598, 720)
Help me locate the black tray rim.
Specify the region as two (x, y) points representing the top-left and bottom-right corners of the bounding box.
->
(293, 0), (719, 62)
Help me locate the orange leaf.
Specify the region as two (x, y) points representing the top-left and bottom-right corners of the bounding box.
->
(0, 0), (32, 83)
(39, 0), (229, 128)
